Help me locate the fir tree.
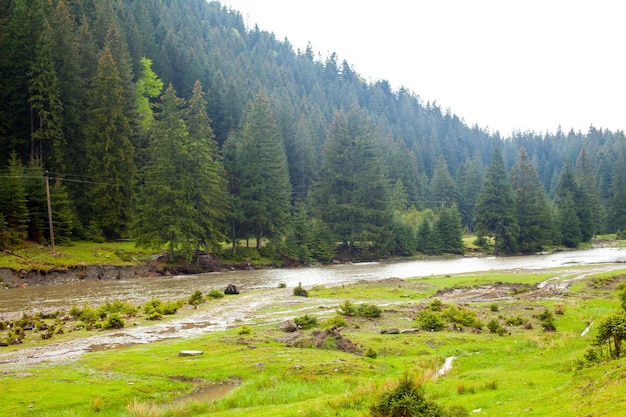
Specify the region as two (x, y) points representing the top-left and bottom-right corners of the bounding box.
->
(474, 148), (519, 255)
(85, 46), (136, 240)
(316, 105), (392, 254)
(510, 148), (553, 252)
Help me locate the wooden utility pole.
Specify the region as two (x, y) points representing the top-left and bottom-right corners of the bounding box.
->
(45, 171), (56, 255)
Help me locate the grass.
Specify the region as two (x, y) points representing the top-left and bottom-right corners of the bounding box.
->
(2, 267), (626, 416)
(0, 241), (155, 272)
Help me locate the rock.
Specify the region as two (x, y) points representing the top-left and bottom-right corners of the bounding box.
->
(224, 283), (239, 295)
(178, 350), (204, 357)
(380, 328), (400, 334)
(278, 319), (298, 332)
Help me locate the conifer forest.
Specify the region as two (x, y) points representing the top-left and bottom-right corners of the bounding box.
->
(1, 0), (625, 262)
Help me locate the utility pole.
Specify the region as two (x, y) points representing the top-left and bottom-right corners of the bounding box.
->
(45, 171), (56, 255)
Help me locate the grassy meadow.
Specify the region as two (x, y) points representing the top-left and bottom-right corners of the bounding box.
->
(1, 265), (625, 416)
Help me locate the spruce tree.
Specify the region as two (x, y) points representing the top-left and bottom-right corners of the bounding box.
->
(474, 148), (519, 255)
(227, 93), (291, 249)
(0, 153), (29, 247)
(510, 148), (553, 252)
(184, 80), (229, 253)
(430, 155), (457, 208)
(85, 46), (136, 240)
(316, 105), (392, 254)
(457, 153), (483, 232)
(436, 205), (465, 254)
(133, 84), (195, 260)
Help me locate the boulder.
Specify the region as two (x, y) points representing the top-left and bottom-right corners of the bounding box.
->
(224, 284), (239, 295)
(278, 319), (298, 332)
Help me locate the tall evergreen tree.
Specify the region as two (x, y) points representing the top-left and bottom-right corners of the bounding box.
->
(558, 195), (582, 248)
(456, 153), (483, 232)
(134, 84), (194, 260)
(224, 93), (291, 249)
(575, 147), (602, 237)
(555, 164), (585, 245)
(85, 46), (136, 239)
(609, 154), (626, 233)
(430, 155), (457, 208)
(510, 148), (553, 252)
(436, 205), (465, 254)
(184, 80), (229, 253)
(0, 153), (29, 247)
(316, 105), (392, 253)
(474, 148), (519, 255)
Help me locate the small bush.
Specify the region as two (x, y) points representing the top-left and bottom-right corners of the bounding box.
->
(490, 303), (499, 312)
(294, 314), (318, 330)
(161, 300), (182, 315)
(371, 372), (453, 417)
(320, 315), (347, 329)
(293, 282), (308, 297)
(505, 315), (527, 326)
(538, 309), (557, 332)
(428, 299), (444, 311)
(417, 310), (445, 331)
(238, 325), (252, 335)
(277, 282), (287, 288)
(207, 289), (224, 299)
(188, 290), (204, 305)
(337, 300), (358, 317)
(364, 347), (378, 358)
(102, 313), (125, 329)
(358, 303), (382, 318)
(444, 306), (483, 329)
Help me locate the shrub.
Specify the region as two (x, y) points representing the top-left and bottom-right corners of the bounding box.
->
(428, 299), (444, 311)
(505, 315), (527, 326)
(490, 303), (499, 312)
(444, 306), (483, 329)
(370, 372), (453, 417)
(293, 282), (308, 297)
(358, 303), (382, 318)
(320, 315), (347, 329)
(294, 314), (318, 330)
(207, 289), (224, 299)
(102, 313), (125, 329)
(238, 325), (252, 335)
(188, 290), (204, 305)
(161, 300), (182, 315)
(364, 347), (378, 358)
(417, 310), (445, 331)
(337, 300), (358, 317)
(538, 309), (557, 332)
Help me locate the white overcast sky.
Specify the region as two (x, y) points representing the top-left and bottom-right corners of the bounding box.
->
(220, 0), (625, 136)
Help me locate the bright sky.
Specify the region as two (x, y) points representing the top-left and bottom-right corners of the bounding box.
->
(221, 0), (625, 136)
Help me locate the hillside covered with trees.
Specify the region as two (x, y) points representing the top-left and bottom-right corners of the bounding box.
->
(1, 0), (625, 262)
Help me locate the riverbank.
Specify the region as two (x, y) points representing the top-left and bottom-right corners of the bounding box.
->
(1, 264), (626, 416)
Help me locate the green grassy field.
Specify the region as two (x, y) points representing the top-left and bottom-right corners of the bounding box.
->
(1, 266), (625, 416)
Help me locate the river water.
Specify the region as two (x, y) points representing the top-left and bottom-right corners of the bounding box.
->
(1, 247), (624, 318)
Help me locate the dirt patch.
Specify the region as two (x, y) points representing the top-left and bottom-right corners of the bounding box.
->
(356, 277), (436, 291)
(433, 282), (566, 302)
(280, 328), (360, 355)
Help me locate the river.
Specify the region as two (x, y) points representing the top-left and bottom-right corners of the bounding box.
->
(1, 247), (624, 318)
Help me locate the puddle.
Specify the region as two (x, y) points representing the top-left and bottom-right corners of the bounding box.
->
(185, 383), (237, 402)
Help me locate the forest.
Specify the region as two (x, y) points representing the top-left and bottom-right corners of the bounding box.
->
(1, 0), (625, 263)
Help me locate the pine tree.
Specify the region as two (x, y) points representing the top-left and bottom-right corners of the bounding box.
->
(23, 159), (47, 243)
(316, 105), (392, 254)
(457, 153), (483, 232)
(226, 93), (291, 249)
(50, 179), (74, 245)
(85, 46), (136, 240)
(436, 205), (465, 254)
(430, 155), (457, 208)
(133, 84), (194, 260)
(609, 154), (626, 233)
(184, 80), (229, 253)
(474, 148), (519, 255)
(558, 195), (582, 248)
(0, 153), (29, 247)
(510, 148), (553, 252)
(575, 147), (603, 237)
